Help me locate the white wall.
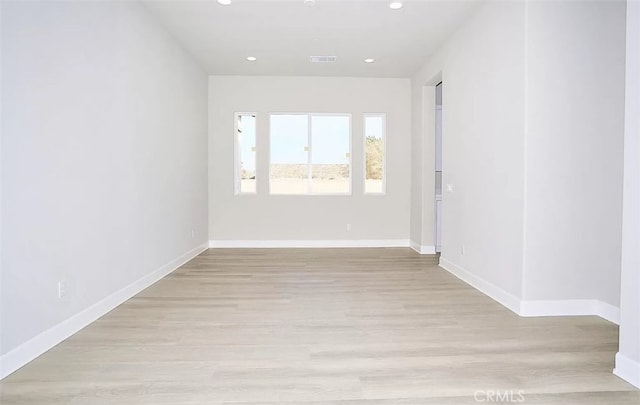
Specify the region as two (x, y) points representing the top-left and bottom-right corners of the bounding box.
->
(0, 1), (4, 362)
(1, 0), (208, 370)
(616, 0), (640, 389)
(411, 0), (527, 302)
(523, 0), (626, 308)
(411, 0), (626, 318)
(209, 76), (411, 243)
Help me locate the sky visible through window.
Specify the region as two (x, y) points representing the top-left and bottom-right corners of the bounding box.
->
(365, 115), (383, 139)
(271, 115), (307, 164)
(271, 114), (350, 164)
(238, 115), (257, 173)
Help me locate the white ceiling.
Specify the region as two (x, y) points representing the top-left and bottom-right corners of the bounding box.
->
(143, 0), (480, 78)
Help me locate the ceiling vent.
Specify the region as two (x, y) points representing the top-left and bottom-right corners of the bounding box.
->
(310, 56), (337, 63)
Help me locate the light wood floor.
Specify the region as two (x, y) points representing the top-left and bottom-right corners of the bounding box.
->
(1, 248), (638, 404)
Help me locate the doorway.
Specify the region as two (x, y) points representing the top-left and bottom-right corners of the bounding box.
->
(435, 82), (443, 253)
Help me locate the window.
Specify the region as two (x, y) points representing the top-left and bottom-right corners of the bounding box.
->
(311, 115), (351, 194)
(270, 114), (351, 195)
(234, 113), (257, 194)
(364, 113), (386, 194)
(269, 114), (308, 195)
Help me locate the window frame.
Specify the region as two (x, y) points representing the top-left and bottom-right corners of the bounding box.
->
(363, 113), (387, 195)
(268, 112), (352, 196)
(234, 112), (258, 195)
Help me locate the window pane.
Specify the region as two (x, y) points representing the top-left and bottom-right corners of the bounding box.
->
(236, 114), (256, 194)
(311, 115), (350, 194)
(364, 114), (385, 194)
(270, 114), (309, 194)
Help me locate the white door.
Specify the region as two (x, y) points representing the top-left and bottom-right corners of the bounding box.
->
(435, 83), (443, 252)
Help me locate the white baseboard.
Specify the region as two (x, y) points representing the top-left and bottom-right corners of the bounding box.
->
(614, 352), (640, 388)
(439, 258), (521, 314)
(209, 239), (410, 249)
(519, 299), (620, 324)
(410, 240), (420, 252)
(0, 242), (209, 380)
(438, 258), (621, 324)
(409, 240), (436, 255)
(596, 301), (621, 324)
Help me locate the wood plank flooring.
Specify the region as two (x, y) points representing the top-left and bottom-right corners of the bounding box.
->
(1, 248), (638, 404)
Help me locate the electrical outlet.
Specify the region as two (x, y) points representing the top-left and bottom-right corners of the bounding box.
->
(461, 245), (465, 255)
(191, 229), (195, 239)
(346, 223), (352, 231)
(57, 281), (67, 299)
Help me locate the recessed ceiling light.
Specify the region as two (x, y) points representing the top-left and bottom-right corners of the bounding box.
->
(364, 58), (375, 63)
(217, 0), (231, 5)
(389, 2), (403, 10)
(247, 56), (257, 62)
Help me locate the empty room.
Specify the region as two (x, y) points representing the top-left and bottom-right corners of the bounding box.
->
(1, 0), (639, 403)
